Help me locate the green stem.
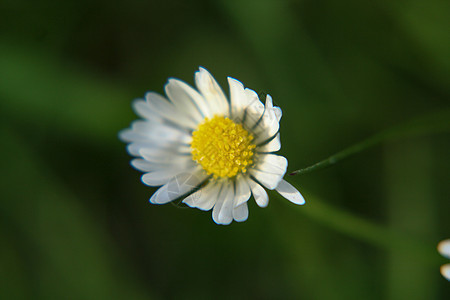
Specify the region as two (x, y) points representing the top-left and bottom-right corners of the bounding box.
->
(290, 109), (450, 176)
(295, 199), (441, 264)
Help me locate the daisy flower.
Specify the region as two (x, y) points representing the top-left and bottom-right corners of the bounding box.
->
(119, 67), (304, 225)
(438, 239), (450, 281)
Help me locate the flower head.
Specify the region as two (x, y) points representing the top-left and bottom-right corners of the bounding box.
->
(119, 67), (304, 224)
(438, 239), (450, 281)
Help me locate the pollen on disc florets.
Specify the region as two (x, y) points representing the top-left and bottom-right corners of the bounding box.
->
(191, 116), (256, 179)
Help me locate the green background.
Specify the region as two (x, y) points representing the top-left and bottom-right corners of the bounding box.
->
(1, 0), (449, 299)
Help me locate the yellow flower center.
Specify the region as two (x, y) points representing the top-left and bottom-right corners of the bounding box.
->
(191, 116), (256, 179)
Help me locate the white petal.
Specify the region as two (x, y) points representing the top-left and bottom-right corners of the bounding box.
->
(145, 92), (197, 130)
(131, 158), (163, 172)
(247, 178), (269, 208)
(132, 157), (193, 173)
(233, 202), (249, 222)
(134, 138), (191, 154)
(273, 106), (282, 121)
(132, 99), (163, 121)
(242, 89), (264, 128)
(245, 88), (260, 105)
(126, 143), (148, 156)
(149, 168), (207, 204)
(257, 133), (281, 153)
(118, 128), (140, 144)
(438, 239), (450, 259)
(142, 161), (195, 186)
(254, 95), (280, 144)
(131, 120), (187, 138)
(275, 179), (305, 205)
(441, 264), (450, 281)
(250, 154), (288, 190)
(212, 183), (235, 225)
(120, 97), (194, 159)
(234, 175), (252, 207)
(165, 78), (206, 121)
(127, 142), (190, 157)
(183, 181), (219, 211)
(120, 120), (190, 144)
(258, 154), (288, 175)
(195, 67), (229, 116)
(131, 154), (191, 175)
(250, 170), (283, 190)
(228, 77), (248, 119)
(139, 147), (191, 164)
(123, 120), (191, 156)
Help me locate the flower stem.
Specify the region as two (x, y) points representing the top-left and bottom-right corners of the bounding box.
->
(290, 109), (450, 176)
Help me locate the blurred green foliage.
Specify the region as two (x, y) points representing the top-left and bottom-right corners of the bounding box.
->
(0, 0), (449, 299)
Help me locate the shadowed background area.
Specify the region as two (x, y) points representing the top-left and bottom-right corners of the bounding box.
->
(1, 0), (449, 299)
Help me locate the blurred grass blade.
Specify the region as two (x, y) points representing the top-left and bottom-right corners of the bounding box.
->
(385, 140), (438, 299)
(0, 127), (151, 299)
(0, 41), (133, 144)
(280, 195), (441, 265)
(290, 109), (450, 176)
(218, 0), (343, 100)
